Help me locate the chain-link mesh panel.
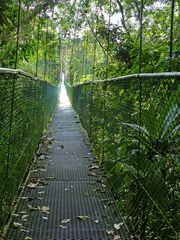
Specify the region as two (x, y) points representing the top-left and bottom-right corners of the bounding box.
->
(66, 73), (179, 240)
(0, 69), (59, 230)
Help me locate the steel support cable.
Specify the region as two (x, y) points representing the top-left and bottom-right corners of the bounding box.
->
(169, 0), (175, 71)
(49, 9), (55, 81)
(35, 17), (40, 77)
(69, 1), (79, 86)
(58, 22), (63, 83)
(85, 33), (88, 81)
(89, 10), (97, 140)
(101, 0), (112, 162)
(15, 0), (21, 69)
(138, 0), (144, 179)
(44, 16), (49, 80)
(7, 0), (21, 179)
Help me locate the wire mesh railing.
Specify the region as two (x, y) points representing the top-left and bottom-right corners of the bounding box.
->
(66, 72), (180, 240)
(0, 68), (59, 230)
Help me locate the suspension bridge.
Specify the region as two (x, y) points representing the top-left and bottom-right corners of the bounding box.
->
(0, 0), (179, 239)
(0, 69), (179, 240)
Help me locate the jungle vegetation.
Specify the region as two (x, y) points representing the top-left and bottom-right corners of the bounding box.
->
(0, 0), (179, 239)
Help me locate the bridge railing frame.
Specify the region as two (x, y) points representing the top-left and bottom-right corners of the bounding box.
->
(0, 68), (60, 230)
(65, 72), (180, 240)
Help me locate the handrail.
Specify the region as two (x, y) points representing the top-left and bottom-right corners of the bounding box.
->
(66, 72), (180, 87)
(0, 68), (34, 78)
(0, 68), (60, 87)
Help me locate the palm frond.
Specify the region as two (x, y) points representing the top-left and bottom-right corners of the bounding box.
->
(122, 122), (150, 138)
(159, 104), (179, 139)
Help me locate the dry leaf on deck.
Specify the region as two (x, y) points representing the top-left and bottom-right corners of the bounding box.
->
(46, 176), (56, 180)
(27, 182), (38, 189)
(114, 235), (122, 240)
(106, 229), (114, 235)
(13, 222), (22, 228)
(27, 204), (39, 211)
(59, 225), (67, 229)
(41, 206), (50, 214)
(94, 220), (99, 223)
(24, 237), (32, 240)
(114, 222), (123, 230)
(77, 215), (89, 221)
(61, 219), (71, 224)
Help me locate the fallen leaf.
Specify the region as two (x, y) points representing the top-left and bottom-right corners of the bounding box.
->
(101, 189), (106, 193)
(20, 228), (30, 233)
(39, 155), (46, 160)
(93, 188), (100, 192)
(46, 176), (56, 180)
(27, 182), (38, 189)
(114, 235), (122, 240)
(61, 219), (71, 224)
(22, 215), (29, 220)
(106, 229), (114, 235)
(89, 181), (96, 185)
(24, 237), (32, 240)
(19, 211), (27, 214)
(13, 222), (22, 228)
(39, 168), (47, 172)
(114, 222), (123, 230)
(47, 137), (54, 143)
(21, 196), (34, 202)
(89, 165), (99, 170)
(31, 169), (39, 173)
(41, 206), (50, 214)
(77, 215), (89, 221)
(38, 191), (45, 194)
(59, 225), (67, 229)
(88, 172), (96, 176)
(27, 204), (39, 211)
(107, 201), (115, 205)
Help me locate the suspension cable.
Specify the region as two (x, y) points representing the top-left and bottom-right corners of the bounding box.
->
(101, 0), (112, 162)
(69, 0), (79, 85)
(89, 7), (97, 140)
(139, 0), (144, 74)
(138, 0), (144, 178)
(44, 16), (49, 80)
(35, 16), (40, 77)
(169, 0), (175, 71)
(15, 0), (21, 69)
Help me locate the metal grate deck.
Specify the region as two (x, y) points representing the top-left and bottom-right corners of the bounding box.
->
(5, 87), (130, 240)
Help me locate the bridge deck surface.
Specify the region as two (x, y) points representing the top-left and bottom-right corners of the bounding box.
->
(5, 85), (129, 240)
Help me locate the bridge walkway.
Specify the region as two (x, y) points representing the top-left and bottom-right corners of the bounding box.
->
(5, 84), (129, 240)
